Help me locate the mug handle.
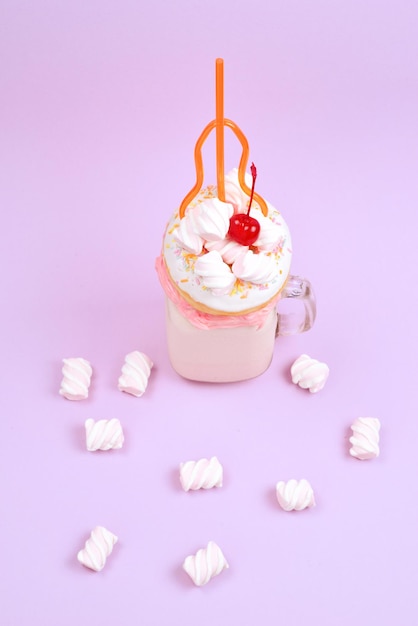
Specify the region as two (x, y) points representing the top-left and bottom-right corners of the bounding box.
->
(276, 275), (316, 337)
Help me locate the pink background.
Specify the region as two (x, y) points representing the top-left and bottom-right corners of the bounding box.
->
(1, 1), (418, 624)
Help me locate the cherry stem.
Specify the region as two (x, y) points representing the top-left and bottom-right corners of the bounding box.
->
(247, 162), (257, 216)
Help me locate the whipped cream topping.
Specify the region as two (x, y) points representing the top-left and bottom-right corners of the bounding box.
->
(77, 526), (118, 572)
(59, 357), (92, 401)
(85, 418), (124, 452)
(276, 479), (316, 511)
(290, 354), (329, 393)
(349, 417), (381, 460)
(160, 169), (292, 315)
(179, 456), (223, 491)
(183, 541), (229, 586)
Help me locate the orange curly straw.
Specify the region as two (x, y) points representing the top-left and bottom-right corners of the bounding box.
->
(178, 59), (268, 219)
(216, 58), (225, 201)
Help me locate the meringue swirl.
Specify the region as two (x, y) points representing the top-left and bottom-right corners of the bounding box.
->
(192, 197), (233, 241)
(194, 250), (236, 295)
(232, 249), (277, 285)
(205, 237), (249, 264)
(224, 167), (251, 213)
(174, 214), (204, 254)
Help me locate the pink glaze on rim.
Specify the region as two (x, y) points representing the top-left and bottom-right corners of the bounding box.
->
(155, 255), (279, 330)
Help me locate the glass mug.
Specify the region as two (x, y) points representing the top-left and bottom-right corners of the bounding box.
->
(162, 274), (316, 383)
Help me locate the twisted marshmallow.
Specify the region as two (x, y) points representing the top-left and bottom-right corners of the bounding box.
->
(290, 354), (329, 393)
(118, 351), (153, 397)
(77, 526), (118, 572)
(85, 418), (124, 452)
(180, 456), (223, 491)
(59, 357), (92, 401)
(349, 417), (381, 460)
(276, 479), (316, 511)
(183, 541), (229, 586)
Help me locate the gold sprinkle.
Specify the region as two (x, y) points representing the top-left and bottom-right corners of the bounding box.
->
(183, 252), (197, 263)
(168, 223), (179, 235)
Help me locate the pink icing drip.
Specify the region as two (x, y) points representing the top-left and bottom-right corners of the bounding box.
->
(155, 255), (278, 330)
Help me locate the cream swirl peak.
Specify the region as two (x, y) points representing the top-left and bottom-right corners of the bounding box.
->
(253, 212), (283, 251)
(232, 249), (277, 285)
(191, 197), (234, 241)
(224, 167), (252, 213)
(174, 215), (204, 255)
(194, 250), (236, 296)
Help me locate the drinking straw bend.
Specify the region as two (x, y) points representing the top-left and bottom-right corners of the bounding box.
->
(178, 118), (268, 219)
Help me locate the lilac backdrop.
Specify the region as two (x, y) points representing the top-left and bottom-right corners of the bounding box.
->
(1, 1), (418, 624)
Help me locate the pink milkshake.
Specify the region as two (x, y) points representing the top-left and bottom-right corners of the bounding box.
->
(156, 59), (315, 382)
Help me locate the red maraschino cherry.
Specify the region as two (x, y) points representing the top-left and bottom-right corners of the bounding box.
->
(227, 162), (260, 246)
